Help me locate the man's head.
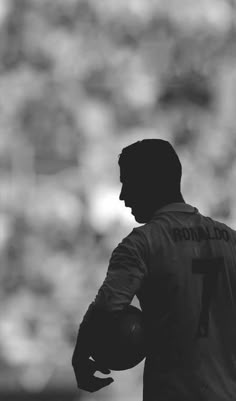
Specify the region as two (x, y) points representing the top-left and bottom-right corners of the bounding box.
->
(118, 139), (183, 223)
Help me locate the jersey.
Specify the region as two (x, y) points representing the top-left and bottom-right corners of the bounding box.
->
(91, 202), (236, 401)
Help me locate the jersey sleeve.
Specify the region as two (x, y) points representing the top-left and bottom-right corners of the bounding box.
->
(93, 227), (148, 311)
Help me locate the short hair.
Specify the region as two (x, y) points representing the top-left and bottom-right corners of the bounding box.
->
(118, 139), (182, 191)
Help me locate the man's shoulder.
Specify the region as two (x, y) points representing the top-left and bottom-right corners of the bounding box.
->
(118, 223), (156, 253)
(125, 224), (149, 244)
(201, 213), (234, 231)
(197, 213), (236, 242)
(129, 220), (162, 247)
(132, 219), (160, 236)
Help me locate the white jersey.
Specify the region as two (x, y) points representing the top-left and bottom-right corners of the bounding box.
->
(93, 202), (236, 401)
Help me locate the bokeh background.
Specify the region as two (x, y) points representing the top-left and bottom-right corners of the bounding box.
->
(1, 0), (236, 400)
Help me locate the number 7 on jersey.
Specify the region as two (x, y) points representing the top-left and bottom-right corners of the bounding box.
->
(192, 257), (224, 338)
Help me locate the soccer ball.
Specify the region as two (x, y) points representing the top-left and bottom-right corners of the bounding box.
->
(90, 305), (146, 371)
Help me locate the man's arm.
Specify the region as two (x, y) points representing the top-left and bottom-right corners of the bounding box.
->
(93, 227), (148, 311)
(72, 302), (115, 392)
(72, 228), (148, 391)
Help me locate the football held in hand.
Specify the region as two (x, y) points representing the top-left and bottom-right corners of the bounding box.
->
(90, 305), (146, 371)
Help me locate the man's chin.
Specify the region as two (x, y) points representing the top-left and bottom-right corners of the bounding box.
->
(132, 210), (149, 224)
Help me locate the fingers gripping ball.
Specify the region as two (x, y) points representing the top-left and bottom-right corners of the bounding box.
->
(90, 305), (146, 371)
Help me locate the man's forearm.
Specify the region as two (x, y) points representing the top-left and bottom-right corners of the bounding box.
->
(73, 302), (97, 362)
(73, 302), (123, 364)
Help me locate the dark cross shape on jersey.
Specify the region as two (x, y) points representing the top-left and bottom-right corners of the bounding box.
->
(192, 257), (224, 338)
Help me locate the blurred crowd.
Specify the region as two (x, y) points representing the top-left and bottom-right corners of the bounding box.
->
(1, 0), (236, 400)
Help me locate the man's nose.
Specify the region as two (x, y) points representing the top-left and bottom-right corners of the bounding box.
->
(119, 187), (124, 201)
(119, 184), (129, 201)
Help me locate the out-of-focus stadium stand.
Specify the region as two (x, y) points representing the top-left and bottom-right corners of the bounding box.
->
(1, 0), (236, 400)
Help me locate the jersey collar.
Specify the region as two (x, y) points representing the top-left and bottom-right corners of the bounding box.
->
(152, 202), (199, 218)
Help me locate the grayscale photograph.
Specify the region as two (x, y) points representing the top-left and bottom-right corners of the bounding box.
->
(0, 1), (236, 401)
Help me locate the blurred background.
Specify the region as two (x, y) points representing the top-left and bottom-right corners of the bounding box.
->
(1, 0), (236, 400)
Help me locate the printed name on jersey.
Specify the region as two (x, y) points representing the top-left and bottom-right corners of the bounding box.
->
(172, 226), (229, 242)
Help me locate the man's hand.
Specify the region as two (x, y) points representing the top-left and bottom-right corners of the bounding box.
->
(72, 355), (114, 392)
(72, 302), (114, 392)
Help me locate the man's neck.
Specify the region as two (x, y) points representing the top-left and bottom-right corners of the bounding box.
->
(156, 193), (185, 210)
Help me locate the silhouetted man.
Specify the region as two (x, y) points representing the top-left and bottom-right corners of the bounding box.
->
(72, 139), (236, 401)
